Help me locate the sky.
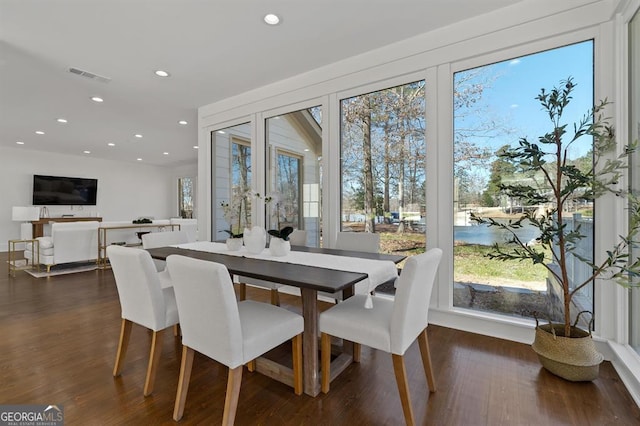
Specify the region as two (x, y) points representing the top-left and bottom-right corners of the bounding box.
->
(455, 40), (595, 162)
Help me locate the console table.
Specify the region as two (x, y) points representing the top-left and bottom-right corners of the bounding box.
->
(32, 217), (102, 238)
(97, 222), (180, 268)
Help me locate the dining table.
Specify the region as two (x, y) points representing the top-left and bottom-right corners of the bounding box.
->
(146, 241), (405, 397)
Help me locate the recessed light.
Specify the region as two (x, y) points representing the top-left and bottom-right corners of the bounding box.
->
(35, 131), (45, 135)
(304, 149), (310, 152)
(134, 134), (143, 138)
(107, 143), (115, 147)
(83, 150), (91, 154)
(137, 158), (143, 161)
(16, 141), (24, 145)
(163, 152), (169, 155)
(57, 118), (68, 123)
(193, 146), (199, 149)
(178, 120), (188, 125)
(264, 13), (280, 25)
(91, 96), (104, 103)
(217, 130), (226, 134)
(155, 70), (170, 77)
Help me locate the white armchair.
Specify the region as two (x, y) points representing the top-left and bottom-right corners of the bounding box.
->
(25, 221), (99, 272)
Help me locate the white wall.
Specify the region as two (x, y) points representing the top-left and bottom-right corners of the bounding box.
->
(0, 146), (195, 251)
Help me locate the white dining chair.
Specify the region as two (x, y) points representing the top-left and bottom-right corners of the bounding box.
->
(289, 229), (308, 246)
(319, 231), (382, 301)
(142, 230), (189, 274)
(319, 248), (442, 426)
(166, 255), (304, 424)
(238, 229), (308, 306)
(107, 245), (180, 397)
(169, 218), (198, 242)
(335, 231), (380, 252)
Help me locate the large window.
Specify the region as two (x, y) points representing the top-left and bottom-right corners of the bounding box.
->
(177, 177), (195, 218)
(340, 80), (426, 256)
(452, 41), (594, 320)
(266, 107), (322, 246)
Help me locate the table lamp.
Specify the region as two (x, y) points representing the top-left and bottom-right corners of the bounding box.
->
(12, 206), (41, 239)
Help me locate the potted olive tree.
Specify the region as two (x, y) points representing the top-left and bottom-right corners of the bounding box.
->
(471, 77), (640, 381)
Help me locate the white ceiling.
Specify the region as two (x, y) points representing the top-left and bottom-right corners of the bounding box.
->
(0, 0), (523, 167)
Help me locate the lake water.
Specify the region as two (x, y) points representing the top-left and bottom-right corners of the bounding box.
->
(454, 219), (540, 246)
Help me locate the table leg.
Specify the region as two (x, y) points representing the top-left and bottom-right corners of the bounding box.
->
(98, 228), (106, 268)
(301, 288), (320, 397)
(8, 241), (15, 277)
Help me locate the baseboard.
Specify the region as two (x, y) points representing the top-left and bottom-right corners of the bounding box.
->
(429, 307), (537, 344)
(606, 341), (640, 407)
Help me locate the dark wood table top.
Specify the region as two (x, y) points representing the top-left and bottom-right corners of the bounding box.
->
(147, 244), (404, 294)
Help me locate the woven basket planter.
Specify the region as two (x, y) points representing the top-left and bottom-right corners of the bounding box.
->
(532, 323), (604, 382)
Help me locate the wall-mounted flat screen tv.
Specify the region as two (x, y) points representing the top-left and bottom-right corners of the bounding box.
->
(32, 174), (98, 205)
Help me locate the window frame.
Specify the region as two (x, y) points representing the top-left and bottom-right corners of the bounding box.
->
(428, 28), (606, 338)
(272, 148), (303, 230)
(199, 14), (621, 349)
(449, 39), (596, 322)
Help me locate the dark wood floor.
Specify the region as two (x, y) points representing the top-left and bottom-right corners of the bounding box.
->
(1, 253), (639, 425)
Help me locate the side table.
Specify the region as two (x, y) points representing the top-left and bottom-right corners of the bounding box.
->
(8, 239), (40, 277)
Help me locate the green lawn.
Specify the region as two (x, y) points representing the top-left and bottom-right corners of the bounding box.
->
(454, 243), (550, 282)
(375, 230), (548, 283)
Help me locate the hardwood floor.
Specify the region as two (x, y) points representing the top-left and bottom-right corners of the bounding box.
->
(1, 253), (639, 425)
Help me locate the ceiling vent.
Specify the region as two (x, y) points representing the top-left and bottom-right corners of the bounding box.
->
(68, 67), (111, 84)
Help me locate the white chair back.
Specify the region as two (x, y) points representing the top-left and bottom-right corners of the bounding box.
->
(390, 248), (442, 355)
(170, 218), (198, 242)
(107, 245), (169, 331)
(142, 230), (189, 249)
(167, 255), (244, 368)
(289, 229), (307, 246)
(51, 221), (99, 264)
(335, 231), (379, 253)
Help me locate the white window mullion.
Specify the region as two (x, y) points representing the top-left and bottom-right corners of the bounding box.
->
(433, 63), (453, 311)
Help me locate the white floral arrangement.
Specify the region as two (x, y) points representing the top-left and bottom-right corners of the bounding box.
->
(221, 190), (267, 238)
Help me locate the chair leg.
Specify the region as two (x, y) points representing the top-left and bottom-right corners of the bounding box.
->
(392, 354), (415, 426)
(113, 319), (133, 377)
(173, 346), (195, 421)
(143, 329), (165, 396)
(321, 332), (331, 393)
(353, 343), (361, 363)
(246, 360), (256, 372)
(270, 289), (280, 306)
(239, 283), (247, 301)
(173, 324), (181, 337)
(292, 334), (303, 395)
(418, 328), (436, 392)
(222, 366), (243, 426)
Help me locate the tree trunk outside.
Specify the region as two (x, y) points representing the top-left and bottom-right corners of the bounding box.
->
(363, 99), (375, 233)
